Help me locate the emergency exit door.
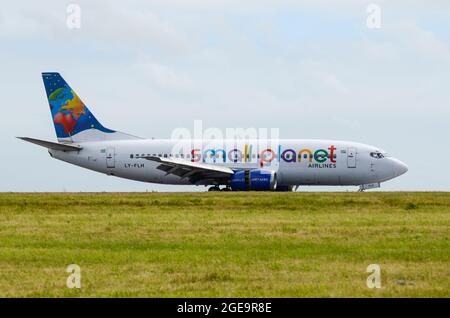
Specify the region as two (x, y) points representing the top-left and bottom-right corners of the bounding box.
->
(347, 147), (356, 168)
(106, 148), (115, 168)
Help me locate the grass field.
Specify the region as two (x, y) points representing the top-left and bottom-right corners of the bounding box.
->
(0, 192), (449, 297)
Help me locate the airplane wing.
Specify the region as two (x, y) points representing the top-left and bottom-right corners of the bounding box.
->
(144, 156), (234, 185)
(17, 137), (82, 151)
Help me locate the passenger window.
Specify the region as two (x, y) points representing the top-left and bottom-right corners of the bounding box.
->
(163, 154), (168, 158)
(130, 154), (134, 159)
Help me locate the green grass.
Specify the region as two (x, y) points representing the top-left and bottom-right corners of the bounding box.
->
(0, 192), (449, 297)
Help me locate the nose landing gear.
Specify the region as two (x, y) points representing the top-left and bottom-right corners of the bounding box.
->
(359, 182), (381, 192)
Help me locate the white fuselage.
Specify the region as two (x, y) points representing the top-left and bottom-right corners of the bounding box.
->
(49, 139), (408, 187)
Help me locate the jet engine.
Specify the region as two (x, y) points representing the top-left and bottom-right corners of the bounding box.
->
(230, 169), (277, 191)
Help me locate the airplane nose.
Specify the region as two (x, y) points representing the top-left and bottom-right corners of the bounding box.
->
(391, 158), (408, 177)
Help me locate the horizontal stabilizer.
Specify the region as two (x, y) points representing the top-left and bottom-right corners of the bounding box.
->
(17, 137), (82, 151)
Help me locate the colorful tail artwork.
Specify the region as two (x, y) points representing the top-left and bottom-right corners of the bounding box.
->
(42, 72), (116, 142)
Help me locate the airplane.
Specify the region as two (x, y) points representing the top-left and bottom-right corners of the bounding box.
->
(18, 73), (408, 192)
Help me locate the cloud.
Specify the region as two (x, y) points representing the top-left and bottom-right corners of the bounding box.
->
(0, 2), (188, 53)
(335, 117), (361, 130)
(0, 9), (50, 37)
(393, 22), (450, 62)
(131, 62), (195, 93)
(81, 5), (188, 53)
(315, 70), (351, 96)
(295, 59), (351, 97)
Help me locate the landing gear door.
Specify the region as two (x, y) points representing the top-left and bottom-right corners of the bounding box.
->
(347, 147), (356, 168)
(106, 147), (115, 168)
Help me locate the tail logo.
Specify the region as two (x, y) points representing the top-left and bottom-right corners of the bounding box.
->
(50, 87), (88, 135)
(50, 88), (86, 120)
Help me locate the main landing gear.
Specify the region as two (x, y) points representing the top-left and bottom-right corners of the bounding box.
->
(207, 186), (231, 192)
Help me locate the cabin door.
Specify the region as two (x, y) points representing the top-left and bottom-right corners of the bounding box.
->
(106, 147), (115, 168)
(347, 148), (356, 168)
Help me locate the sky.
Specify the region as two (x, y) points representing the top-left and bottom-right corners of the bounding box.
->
(1, 0), (449, 192)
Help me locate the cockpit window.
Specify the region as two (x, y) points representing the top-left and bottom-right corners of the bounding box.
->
(370, 151), (384, 159)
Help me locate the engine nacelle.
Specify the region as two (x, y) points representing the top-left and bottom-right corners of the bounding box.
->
(230, 169), (277, 191)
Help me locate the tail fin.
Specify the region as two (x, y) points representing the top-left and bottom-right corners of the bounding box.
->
(42, 72), (139, 142)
